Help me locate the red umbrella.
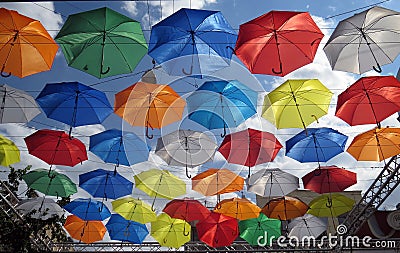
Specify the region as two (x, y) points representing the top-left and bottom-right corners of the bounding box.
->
(196, 212), (238, 248)
(24, 129), (87, 166)
(163, 198), (210, 222)
(218, 128), (282, 177)
(302, 166), (357, 194)
(336, 76), (400, 128)
(235, 11), (323, 76)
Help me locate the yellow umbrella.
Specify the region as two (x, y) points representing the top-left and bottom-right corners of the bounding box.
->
(151, 213), (191, 249)
(307, 193), (355, 217)
(0, 134), (20, 166)
(262, 79), (333, 130)
(111, 197), (156, 224)
(214, 197), (261, 220)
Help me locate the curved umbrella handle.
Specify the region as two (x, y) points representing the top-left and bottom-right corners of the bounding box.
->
(220, 124), (227, 138)
(373, 63), (382, 73)
(183, 225), (190, 236)
(163, 238), (168, 243)
(326, 198), (333, 208)
(1, 66), (11, 78)
(145, 126), (153, 139)
(186, 165), (191, 179)
(272, 62), (283, 75)
(182, 65), (193, 76)
(226, 45), (236, 54)
(101, 65), (110, 75)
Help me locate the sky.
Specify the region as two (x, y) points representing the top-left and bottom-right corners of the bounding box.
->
(0, 0), (400, 244)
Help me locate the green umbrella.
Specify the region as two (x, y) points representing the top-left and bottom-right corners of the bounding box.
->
(22, 168), (77, 197)
(55, 7), (148, 78)
(239, 213), (281, 246)
(307, 193), (355, 217)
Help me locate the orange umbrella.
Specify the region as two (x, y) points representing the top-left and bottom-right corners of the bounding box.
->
(192, 168), (244, 196)
(64, 215), (106, 244)
(347, 127), (400, 161)
(214, 197), (261, 220)
(0, 8), (58, 78)
(261, 196), (308, 221)
(114, 82), (186, 138)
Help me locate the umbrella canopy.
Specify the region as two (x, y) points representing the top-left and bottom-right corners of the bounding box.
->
(89, 129), (149, 167)
(347, 127), (400, 161)
(247, 168), (299, 197)
(22, 168), (77, 197)
(55, 7), (147, 78)
(114, 82), (186, 139)
(36, 82), (113, 136)
(262, 79), (333, 130)
(323, 6), (400, 74)
(0, 8), (58, 78)
(261, 196), (309, 221)
(235, 10), (323, 76)
(196, 212), (238, 248)
(307, 193), (355, 217)
(155, 130), (218, 178)
(151, 213), (191, 249)
(64, 198), (111, 221)
(186, 80), (258, 137)
(106, 213), (149, 244)
(286, 128), (348, 163)
(288, 213), (327, 238)
(64, 215), (106, 244)
(214, 197), (261, 220)
(24, 129), (88, 166)
(163, 198), (210, 222)
(16, 197), (64, 220)
(239, 213), (281, 246)
(302, 166), (357, 194)
(0, 134), (20, 166)
(148, 8), (237, 76)
(111, 197), (156, 224)
(79, 168), (133, 200)
(192, 168), (244, 196)
(0, 85), (41, 123)
(336, 76), (400, 127)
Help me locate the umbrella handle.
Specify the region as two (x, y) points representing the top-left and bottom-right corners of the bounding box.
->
(182, 65), (193, 75)
(272, 62), (283, 75)
(373, 63), (382, 73)
(183, 225), (190, 236)
(226, 46), (235, 54)
(0, 66), (11, 78)
(145, 126), (153, 139)
(220, 124), (227, 138)
(326, 198), (333, 208)
(101, 65), (110, 75)
(163, 238), (168, 243)
(186, 165), (192, 179)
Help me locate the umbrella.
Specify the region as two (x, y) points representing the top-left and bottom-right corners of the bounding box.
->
(16, 197), (64, 220)
(163, 198), (210, 222)
(323, 6), (400, 74)
(261, 196), (309, 221)
(155, 130), (218, 178)
(148, 8), (237, 76)
(151, 213), (191, 249)
(64, 198), (111, 221)
(111, 197), (156, 224)
(36, 82), (113, 136)
(89, 129), (149, 167)
(114, 82), (186, 139)
(286, 128), (348, 167)
(0, 134), (20, 166)
(22, 168), (77, 197)
(79, 168), (133, 200)
(214, 197), (261, 220)
(0, 85), (41, 123)
(186, 80), (258, 137)
(307, 193), (355, 217)
(347, 127), (400, 161)
(235, 10), (323, 76)
(0, 8), (58, 78)
(219, 129), (282, 177)
(196, 212), (238, 248)
(288, 213), (327, 238)
(262, 79), (333, 130)
(192, 168), (244, 196)
(239, 213), (281, 246)
(64, 215), (106, 244)
(302, 166), (357, 194)
(106, 213), (149, 244)
(55, 7), (147, 78)
(24, 129), (88, 167)
(336, 76), (400, 128)
(246, 168), (299, 197)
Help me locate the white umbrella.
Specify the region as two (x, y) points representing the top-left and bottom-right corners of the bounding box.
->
(16, 197), (64, 220)
(288, 213), (327, 238)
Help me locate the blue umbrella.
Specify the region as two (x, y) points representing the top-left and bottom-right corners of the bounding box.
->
(106, 213), (149, 243)
(286, 128), (348, 167)
(36, 82), (113, 136)
(148, 8), (237, 76)
(79, 168), (133, 200)
(63, 198), (111, 221)
(89, 129), (150, 167)
(186, 80), (258, 137)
